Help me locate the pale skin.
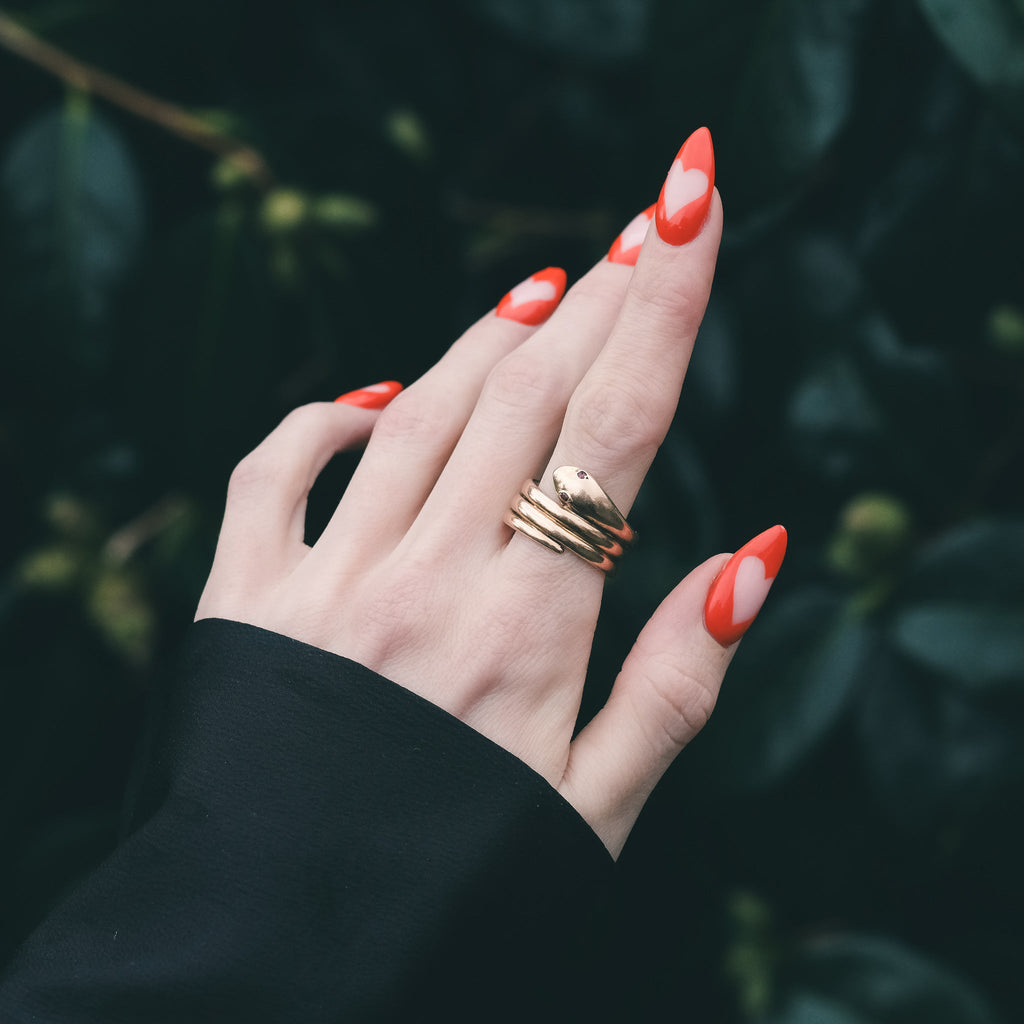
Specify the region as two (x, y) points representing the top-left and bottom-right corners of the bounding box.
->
(196, 191), (733, 860)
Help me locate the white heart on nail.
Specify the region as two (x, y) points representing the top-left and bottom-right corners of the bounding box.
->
(507, 276), (557, 308)
(731, 556), (775, 625)
(663, 162), (709, 220)
(363, 383), (392, 393)
(619, 210), (653, 252)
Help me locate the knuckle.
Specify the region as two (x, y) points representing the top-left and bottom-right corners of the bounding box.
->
(483, 350), (570, 414)
(225, 403), (330, 501)
(371, 388), (458, 446)
(642, 656), (719, 751)
(273, 401), (337, 442)
(628, 262), (702, 327)
(226, 449), (276, 501)
(568, 375), (668, 460)
(561, 268), (626, 317)
(282, 401), (332, 431)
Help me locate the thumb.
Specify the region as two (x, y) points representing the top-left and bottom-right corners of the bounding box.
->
(559, 525), (787, 858)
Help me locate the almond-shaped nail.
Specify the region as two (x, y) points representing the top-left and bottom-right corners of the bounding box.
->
(655, 126), (715, 246)
(334, 380), (403, 409)
(607, 204), (655, 267)
(495, 266), (567, 325)
(704, 525), (787, 647)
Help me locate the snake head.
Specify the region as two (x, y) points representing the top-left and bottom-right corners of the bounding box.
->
(552, 465), (631, 541)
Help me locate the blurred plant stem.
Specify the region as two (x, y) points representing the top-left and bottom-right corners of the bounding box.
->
(104, 494), (191, 565)
(725, 890), (777, 1019)
(0, 10), (275, 189)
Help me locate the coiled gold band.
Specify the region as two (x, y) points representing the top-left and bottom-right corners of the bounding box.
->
(503, 466), (635, 573)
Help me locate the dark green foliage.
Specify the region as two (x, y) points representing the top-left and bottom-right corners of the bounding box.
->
(765, 934), (1004, 1023)
(1, 0), (1022, 1019)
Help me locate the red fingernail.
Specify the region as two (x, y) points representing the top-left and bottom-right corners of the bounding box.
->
(655, 126), (715, 247)
(334, 380), (403, 409)
(607, 204), (655, 267)
(495, 267), (567, 326)
(704, 525), (787, 647)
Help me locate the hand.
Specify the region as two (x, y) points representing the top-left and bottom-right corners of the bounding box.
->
(195, 128), (783, 858)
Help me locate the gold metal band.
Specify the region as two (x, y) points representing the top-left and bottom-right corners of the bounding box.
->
(521, 484), (622, 555)
(504, 466), (635, 573)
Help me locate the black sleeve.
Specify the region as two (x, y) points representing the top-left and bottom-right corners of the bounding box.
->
(0, 619), (616, 1023)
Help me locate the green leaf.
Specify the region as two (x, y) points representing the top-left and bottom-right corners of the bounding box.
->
(650, 0), (872, 216)
(458, 0), (652, 60)
(761, 991), (871, 1024)
(857, 655), (1024, 829)
(891, 604), (1024, 691)
(778, 934), (1003, 1024)
(778, 234), (965, 491)
(690, 590), (873, 792)
(786, 354), (882, 481)
(725, 0), (872, 212)
(897, 520), (1024, 606)
(917, 0), (1024, 129)
(1, 95), (144, 323)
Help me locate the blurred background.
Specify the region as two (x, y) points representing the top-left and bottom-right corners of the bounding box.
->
(1, 0), (1023, 1019)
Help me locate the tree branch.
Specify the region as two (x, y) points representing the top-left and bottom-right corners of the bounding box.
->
(0, 11), (275, 189)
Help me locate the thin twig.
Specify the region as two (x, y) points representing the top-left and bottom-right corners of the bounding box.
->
(0, 11), (275, 189)
(104, 493), (191, 565)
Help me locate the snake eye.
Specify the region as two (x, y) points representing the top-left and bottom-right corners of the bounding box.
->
(577, 470), (589, 479)
(559, 490), (570, 503)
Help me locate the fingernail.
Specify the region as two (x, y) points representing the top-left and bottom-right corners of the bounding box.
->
(607, 204), (655, 267)
(334, 380), (403, 409)
(704, 525), (787, 647)
(655, 126), (715, 247)
(495, 267), (567, 325)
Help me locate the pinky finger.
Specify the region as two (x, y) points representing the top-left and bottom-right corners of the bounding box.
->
(559, 526), (787, 858)
(196, 391), (399, 619)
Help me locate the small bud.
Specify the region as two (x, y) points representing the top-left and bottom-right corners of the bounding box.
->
(44, 493), (97, 540)
(724, 891), (775, 1018)
(18, 544), (85, 591)
(211, 156), (251, 193)
(384, 108), (431, 162)
(728, 890), (772, 932)
(828, 493), (912, 579)
(87, 568), (155, 667)
(988, 304), (1024, 356)
(312, 194), (377, 231)
(260, 188), (308, 234)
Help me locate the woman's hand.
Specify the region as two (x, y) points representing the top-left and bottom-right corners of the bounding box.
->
(195, 128), (783, 859)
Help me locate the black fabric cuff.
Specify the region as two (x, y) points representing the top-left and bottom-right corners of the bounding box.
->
(0, 618), (615, 1022)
